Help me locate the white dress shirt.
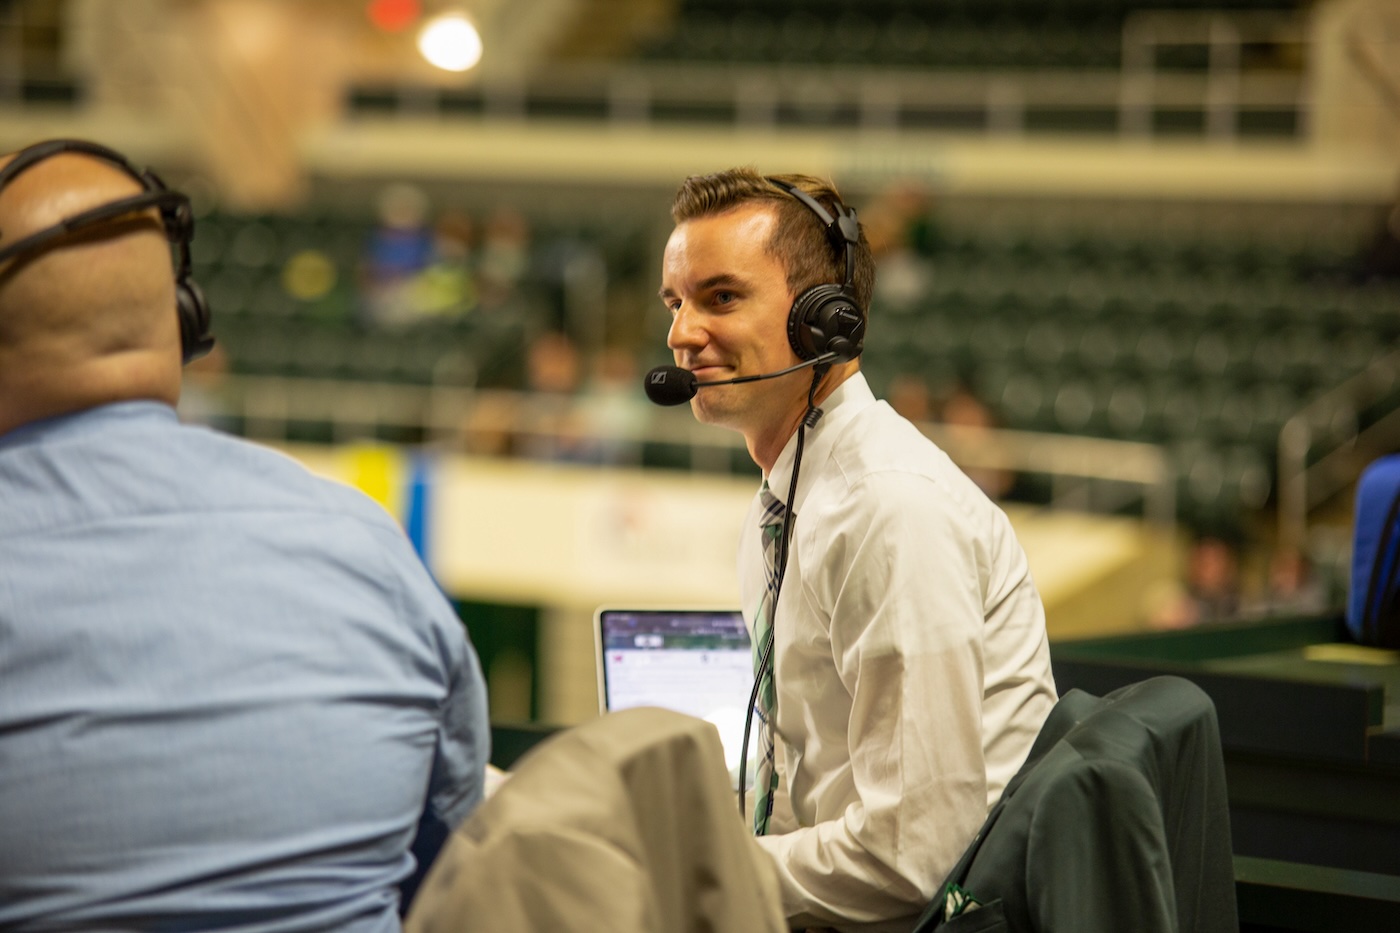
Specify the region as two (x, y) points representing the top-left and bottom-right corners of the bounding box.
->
(739, 373), (1057, 932)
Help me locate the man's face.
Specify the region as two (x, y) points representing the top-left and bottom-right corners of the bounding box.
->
(660, 202), (803, 439)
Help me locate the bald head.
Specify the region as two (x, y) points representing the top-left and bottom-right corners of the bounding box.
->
(0, 147), (183, 434)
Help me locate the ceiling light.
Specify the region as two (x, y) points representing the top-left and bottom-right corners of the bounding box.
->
(418, 12), (483, 73)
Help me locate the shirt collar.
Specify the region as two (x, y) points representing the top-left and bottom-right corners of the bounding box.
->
(763, 371), (877, 510)
(0, 400), (179, 451)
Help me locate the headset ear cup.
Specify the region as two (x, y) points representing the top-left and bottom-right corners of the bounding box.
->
(177, 278), (215, 364)
(787, 288), (824, 360)
(788, 285), (865, 363)
(823, 302), (865, 361)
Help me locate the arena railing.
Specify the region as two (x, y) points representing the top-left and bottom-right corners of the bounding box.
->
(211, 374), (1176, 526)
(341, 9), (1306, 140)
(1277, 346), (1400, 553)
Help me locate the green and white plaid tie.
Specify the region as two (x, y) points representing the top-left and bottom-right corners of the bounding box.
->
(753, 482), (786, 836)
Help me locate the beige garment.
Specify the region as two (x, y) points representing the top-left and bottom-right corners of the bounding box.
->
(406, 706), (787, 933)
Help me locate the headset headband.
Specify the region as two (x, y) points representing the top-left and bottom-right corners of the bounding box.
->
(0, 138), (190, 262)
(767, 178), (859, 288)
(0, 137), (213, 363)
(0, 189), (190, 266)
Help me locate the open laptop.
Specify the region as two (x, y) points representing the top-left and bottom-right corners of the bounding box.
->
(595, 607), (756, 786)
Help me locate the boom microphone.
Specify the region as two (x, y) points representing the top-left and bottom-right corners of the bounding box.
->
(644, 367), (699, 406)
(643, 352), (839, 407)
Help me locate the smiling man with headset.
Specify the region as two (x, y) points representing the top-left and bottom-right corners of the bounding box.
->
(0, 139), (489, 931)
(650, 168), (1058, 932)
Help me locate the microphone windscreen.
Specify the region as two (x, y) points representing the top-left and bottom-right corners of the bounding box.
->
(643, 366), (699, 406)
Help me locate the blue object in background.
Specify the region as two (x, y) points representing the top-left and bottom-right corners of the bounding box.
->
(1348, 454), (1400, 647)
(405, 451), (433, 569)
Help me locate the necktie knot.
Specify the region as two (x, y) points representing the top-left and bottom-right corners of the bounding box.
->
(759, 484), (786, 530)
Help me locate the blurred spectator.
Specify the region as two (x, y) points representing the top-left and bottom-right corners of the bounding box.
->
(459, 391), (517, 459)
(410, 208), (479, 320)
(1247, 546), (1330, 618)
(360, 182), (436, 328)
(578, 345), (649, 465)
(1149, 533), (1244, 629)
(1188, 534), (1243, 624)
(477, 206), (532, 309)
(524, 330), (580, 395)
(937, 381), (1014, 501)
(517, 330), (596, 462)
(886, 372), (934, 423)
(864, 182), (937, 314)
(461, 332), (599, 462)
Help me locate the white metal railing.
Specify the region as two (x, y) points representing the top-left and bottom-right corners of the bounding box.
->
(1278, 347), (1400, 552)
(343, 8), (1309, 139)
(366, 58), (1305, 140)
(2, 7), (1310, 142)
(206, 374), (1176, 524)
(1120, 9), (1309, 139)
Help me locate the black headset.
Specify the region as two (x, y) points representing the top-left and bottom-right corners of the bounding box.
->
(0, 138), (214, 364)
(767, 178), (866, 365)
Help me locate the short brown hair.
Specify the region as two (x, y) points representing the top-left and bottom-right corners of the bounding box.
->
(670, 167), (876, 315)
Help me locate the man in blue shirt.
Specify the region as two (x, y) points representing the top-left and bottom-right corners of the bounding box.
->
(0, 141), (490, 931)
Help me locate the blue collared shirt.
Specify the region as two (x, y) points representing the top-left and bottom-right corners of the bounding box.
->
(0, 402), (489, 931)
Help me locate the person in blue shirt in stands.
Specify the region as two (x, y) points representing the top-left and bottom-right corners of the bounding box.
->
(0, 139), (490, 931)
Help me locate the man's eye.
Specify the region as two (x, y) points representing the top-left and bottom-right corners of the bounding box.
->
(714, 291), (735, 305)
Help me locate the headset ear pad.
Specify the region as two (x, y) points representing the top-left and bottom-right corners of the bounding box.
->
(788, 285), (866, 363)
(164, 193), (214, 364)
(177, 277), (215, 364)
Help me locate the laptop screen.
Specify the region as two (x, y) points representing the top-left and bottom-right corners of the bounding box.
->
(596, 608), (755, 783)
